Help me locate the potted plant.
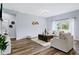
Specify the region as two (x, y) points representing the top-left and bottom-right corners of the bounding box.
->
(0, 34), (8, 55)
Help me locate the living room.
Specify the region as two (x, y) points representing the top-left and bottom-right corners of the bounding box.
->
(0, 3), (79, 55)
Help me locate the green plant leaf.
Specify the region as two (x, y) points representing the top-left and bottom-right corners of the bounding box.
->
(0, 34), (8, 51)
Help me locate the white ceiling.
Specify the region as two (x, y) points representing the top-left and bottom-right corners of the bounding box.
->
(3, 3), (79, 17)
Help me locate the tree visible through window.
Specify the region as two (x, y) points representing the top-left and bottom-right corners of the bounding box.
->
(56, 21), (69, 32)
(52, 20), (70, 33)
(52, 18), (74, 35)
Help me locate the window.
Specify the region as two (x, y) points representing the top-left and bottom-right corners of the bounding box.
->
(56, 20), (69, 33)
(52, 18), (74, 35)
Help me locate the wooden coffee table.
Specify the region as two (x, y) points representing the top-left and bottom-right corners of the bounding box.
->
(38, 34), (53, 42)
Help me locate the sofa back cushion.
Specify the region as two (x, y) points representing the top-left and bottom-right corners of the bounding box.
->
(59, 31), (71, 40)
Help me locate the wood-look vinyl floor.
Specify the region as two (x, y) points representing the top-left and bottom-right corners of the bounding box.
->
(11, 38), (75, 55)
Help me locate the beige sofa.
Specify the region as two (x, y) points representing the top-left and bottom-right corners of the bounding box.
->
(51, 32), (73, 53)
(73, 39), (79, 54)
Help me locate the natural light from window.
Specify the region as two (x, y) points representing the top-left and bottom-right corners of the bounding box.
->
(52, 18), (74, 36)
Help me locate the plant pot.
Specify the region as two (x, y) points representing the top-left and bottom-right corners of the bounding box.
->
(0, 50), (1, 55)
(0, 50), (4, 55)
(4, 35), (11, 55)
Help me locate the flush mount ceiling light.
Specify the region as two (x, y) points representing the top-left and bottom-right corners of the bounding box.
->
(39, 10), (49, 17)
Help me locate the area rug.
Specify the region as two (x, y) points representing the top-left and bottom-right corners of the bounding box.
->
(31, 38), (51, 47)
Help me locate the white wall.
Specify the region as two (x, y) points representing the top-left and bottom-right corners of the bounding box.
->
(2, 9), (79, 40)
(46, 10), (79, 39)
(2, 12), (16, 38)
(16, 12), (46, 40)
